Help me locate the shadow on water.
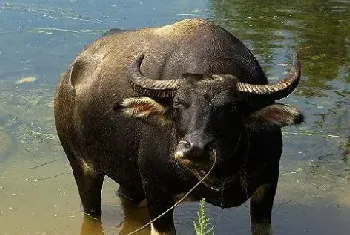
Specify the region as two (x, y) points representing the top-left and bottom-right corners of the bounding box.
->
(0, 0), (350, 234)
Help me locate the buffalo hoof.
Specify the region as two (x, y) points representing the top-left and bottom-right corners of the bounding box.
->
(151, 223), (176, 235)
(251, 223), (272, 235)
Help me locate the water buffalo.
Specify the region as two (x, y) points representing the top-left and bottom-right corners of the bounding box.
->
(54, 19), (303, 235)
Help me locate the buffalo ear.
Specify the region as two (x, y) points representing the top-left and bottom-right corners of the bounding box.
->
(118, 97), (170, 125)
(245, 103), (304, 129)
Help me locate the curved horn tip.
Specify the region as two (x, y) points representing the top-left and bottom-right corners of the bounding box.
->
(236, 51), (302, 99)
(134, 53), (145, 64)
(129, 53), (145, 74)
(292, 52), (301, 68)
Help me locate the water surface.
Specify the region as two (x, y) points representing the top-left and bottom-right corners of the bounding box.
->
(0, 0), (349, 234)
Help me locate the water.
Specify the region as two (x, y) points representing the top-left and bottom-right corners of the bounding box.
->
(0, 0), (349, 234)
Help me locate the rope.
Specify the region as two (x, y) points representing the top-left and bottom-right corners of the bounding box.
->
(127, 151), (217, 235)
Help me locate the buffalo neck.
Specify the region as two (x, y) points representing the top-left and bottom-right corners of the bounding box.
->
(213, 127), (249, 179)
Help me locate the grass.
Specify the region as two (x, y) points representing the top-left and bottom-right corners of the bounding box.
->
(193, 198), (215, 235)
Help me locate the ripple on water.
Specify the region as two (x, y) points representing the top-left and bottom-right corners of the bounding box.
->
(0, 129), (12, 163)
(175, 201), (251, 235)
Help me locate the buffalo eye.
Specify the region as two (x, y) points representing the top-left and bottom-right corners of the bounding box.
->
(211, 104), (237, 136)
(215, 103), (236, 121)
(173, 98), (188, 109)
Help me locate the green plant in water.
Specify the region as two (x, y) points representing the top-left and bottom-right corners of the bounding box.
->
(193, 198), (214, 235)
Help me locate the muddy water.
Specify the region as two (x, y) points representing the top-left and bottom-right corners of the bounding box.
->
(0, 0), (349, 234)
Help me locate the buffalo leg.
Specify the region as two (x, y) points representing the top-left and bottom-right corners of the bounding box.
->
(250, 180), (278, 235)
(143, 184), (176, 235)
(117, 185), (145, 205)
(148, 198), (176, 235)
(70, 159), (104, 216)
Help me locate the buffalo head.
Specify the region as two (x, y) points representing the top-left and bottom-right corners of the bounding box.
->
(120, 54), (303, 162)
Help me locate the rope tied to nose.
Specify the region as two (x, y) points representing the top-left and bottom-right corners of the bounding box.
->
(127, 150), (217, 235)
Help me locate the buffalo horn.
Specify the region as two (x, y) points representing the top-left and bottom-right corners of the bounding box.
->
(236, 53), (301, 100)
(127, 54), (181, 98)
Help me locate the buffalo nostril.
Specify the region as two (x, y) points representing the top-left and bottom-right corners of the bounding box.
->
(174, 140), (192, 160)
(178, 140), (192, 150)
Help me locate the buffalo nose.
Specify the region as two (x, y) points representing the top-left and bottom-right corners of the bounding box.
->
(174, 140), (192, 159)
(179, 140), (192, 150)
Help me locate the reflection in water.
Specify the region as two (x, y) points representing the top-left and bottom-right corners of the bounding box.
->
(340, 137), (350, 165)
(80, 197), (151, 235)
(116, 198), (151, 235)
(80, 216), (104, 235)
(210, 0), (350, 95)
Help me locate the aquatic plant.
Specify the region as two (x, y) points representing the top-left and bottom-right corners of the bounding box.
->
(194, 198), (214, 235)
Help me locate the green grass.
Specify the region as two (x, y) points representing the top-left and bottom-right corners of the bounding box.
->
(193, 198), (215, 235)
